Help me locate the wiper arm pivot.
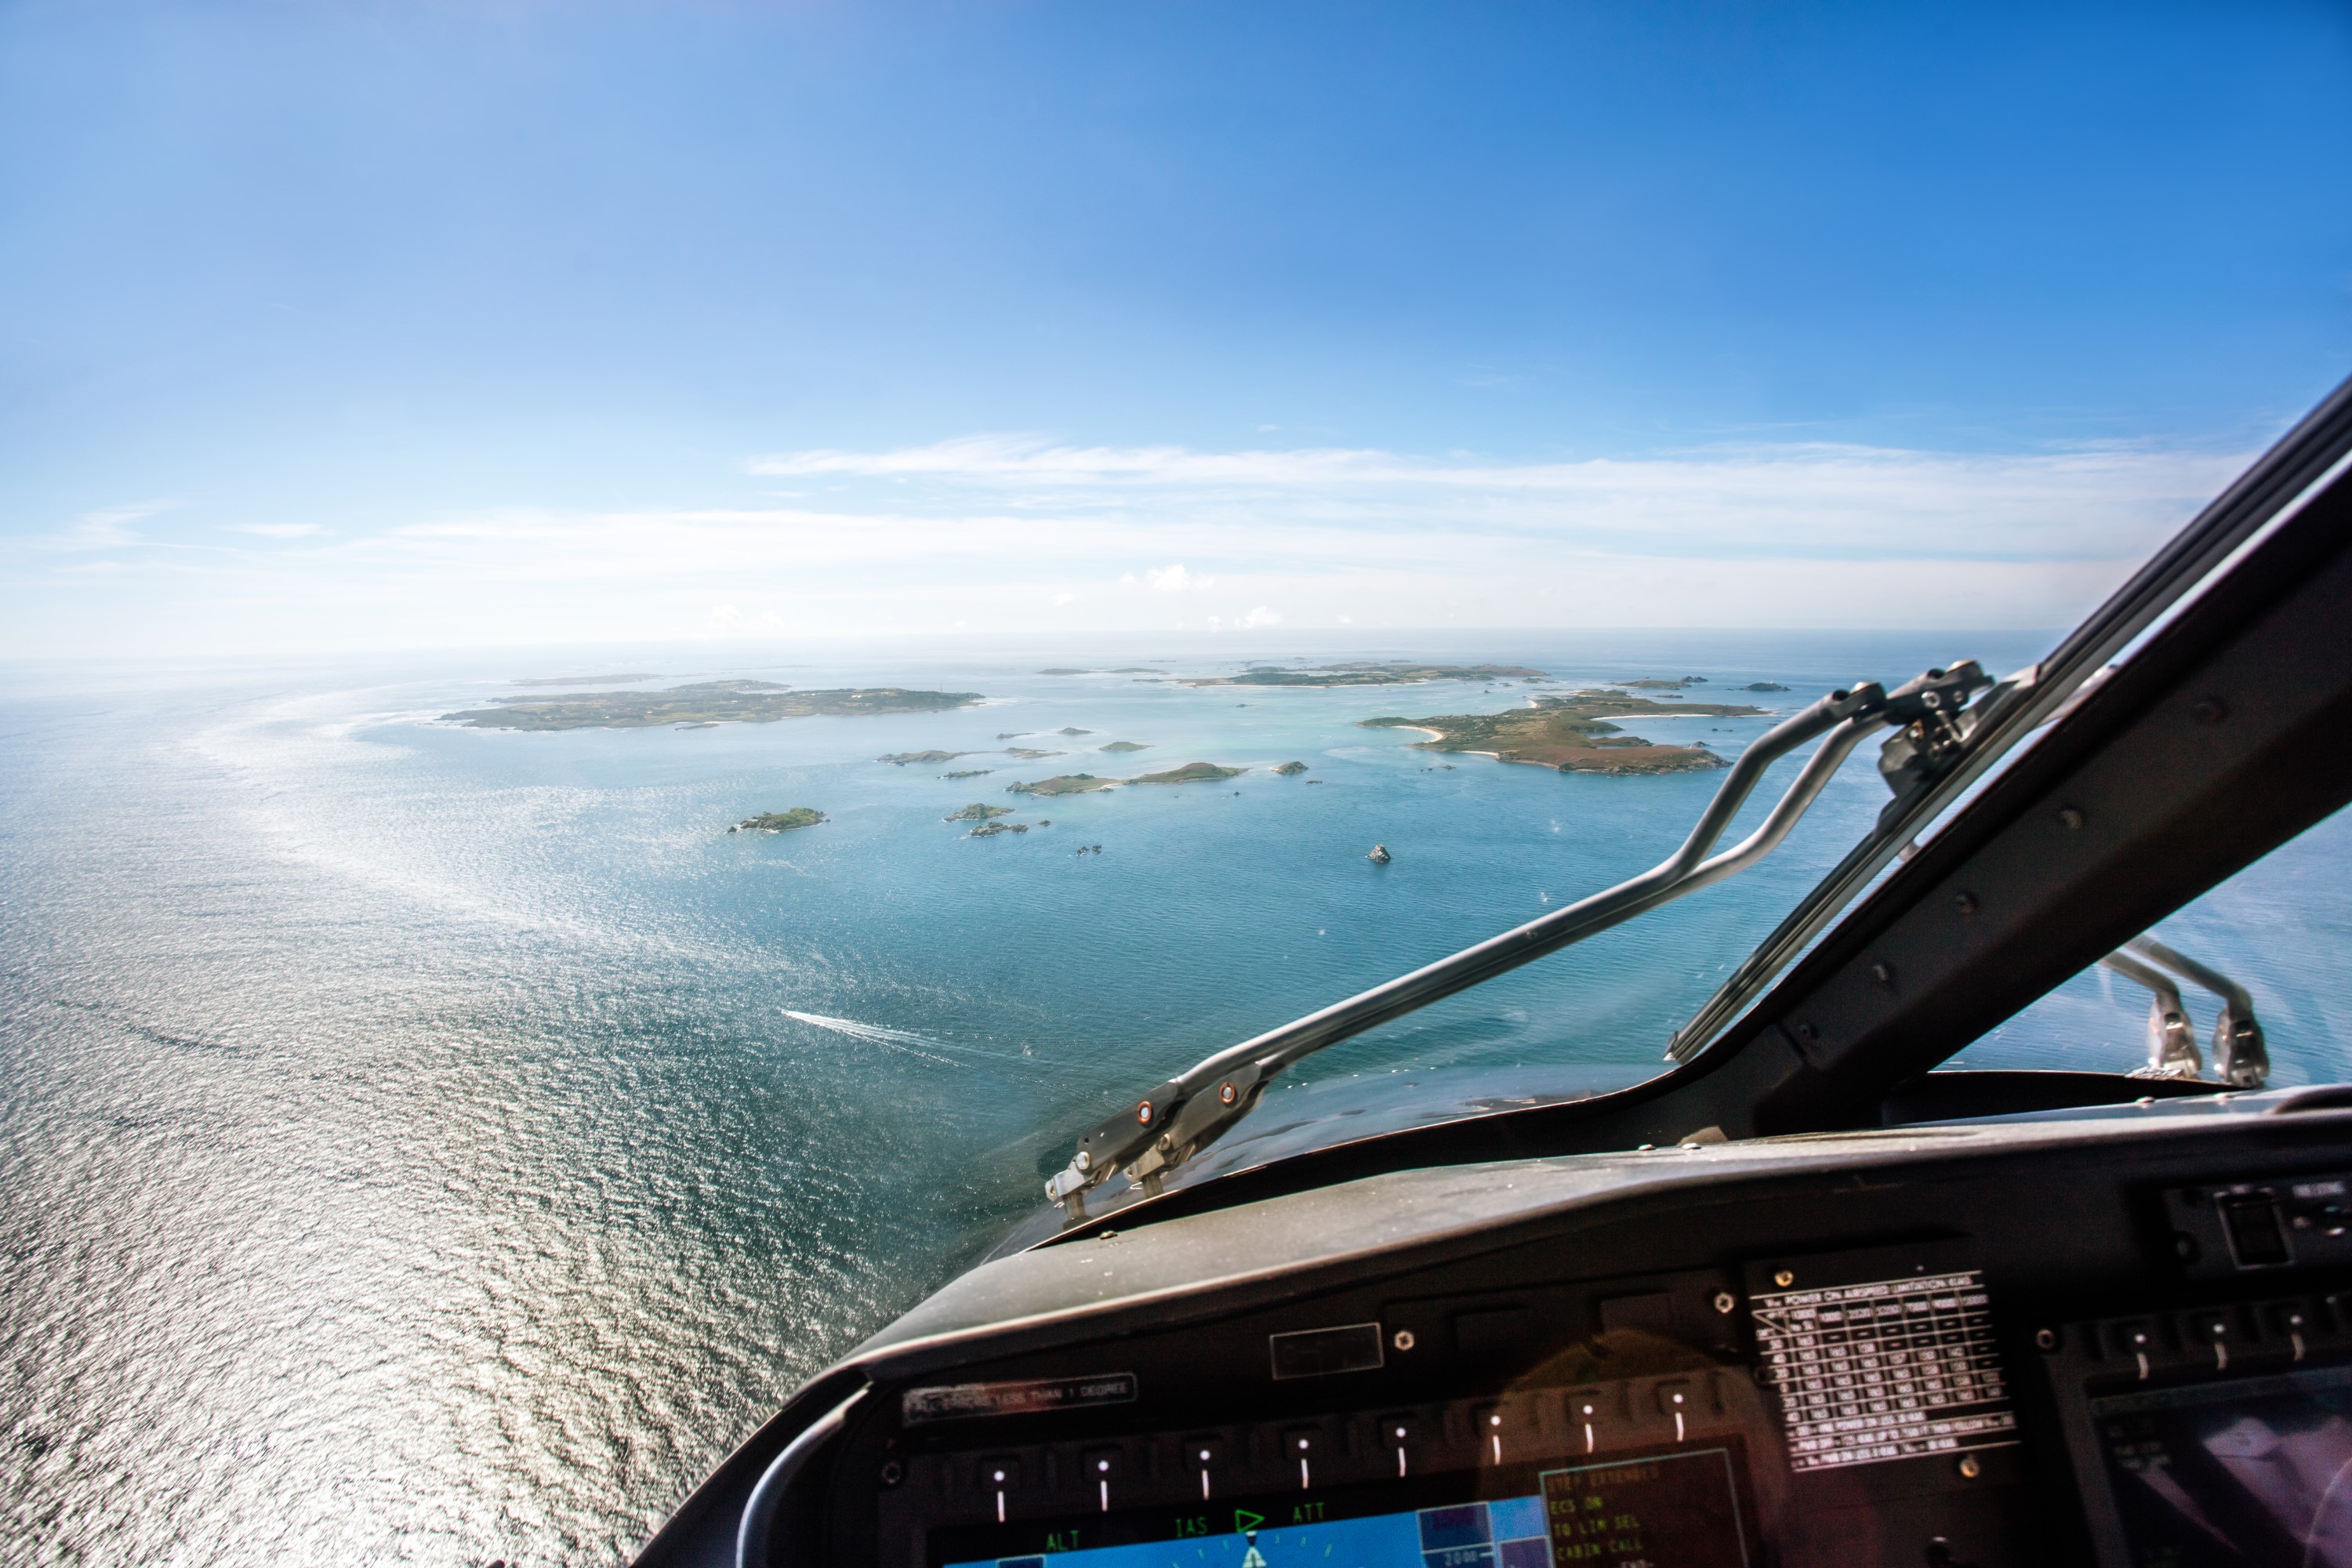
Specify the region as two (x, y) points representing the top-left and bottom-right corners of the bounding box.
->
(1044, 662), (1993, 1223)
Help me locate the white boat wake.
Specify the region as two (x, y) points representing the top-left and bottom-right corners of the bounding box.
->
(781, 1010), (1040, 1069)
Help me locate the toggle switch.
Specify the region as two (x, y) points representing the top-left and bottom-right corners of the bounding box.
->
(980, 1456), (1019, 1524)
(1283, 1428), (1320, 1490)
(1183, 1436), (1223, 1501)
(1377, 1414), (1417, 1478)
(1569, 1388), (1602, 1456)
(1083, 1448), (1121, 1513)
(1656, 1381), (1692, 1443)
(1472, 1403), (1506, 1465)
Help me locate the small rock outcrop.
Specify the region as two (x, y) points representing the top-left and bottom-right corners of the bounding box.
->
(1367, 844), (1392, 864)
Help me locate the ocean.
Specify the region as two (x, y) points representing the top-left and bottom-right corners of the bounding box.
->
(4, 630), (2346, 1565)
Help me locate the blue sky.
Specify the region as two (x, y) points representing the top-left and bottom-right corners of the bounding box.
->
(3, 2), (2349, 654)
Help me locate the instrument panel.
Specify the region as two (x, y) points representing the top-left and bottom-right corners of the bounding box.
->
(671, 1100), (2352, 1568)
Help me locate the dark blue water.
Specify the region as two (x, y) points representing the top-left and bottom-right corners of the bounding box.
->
(3, 633), (2343, 1563)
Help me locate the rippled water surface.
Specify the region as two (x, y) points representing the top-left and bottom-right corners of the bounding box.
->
(4, 633), (2343, 1565)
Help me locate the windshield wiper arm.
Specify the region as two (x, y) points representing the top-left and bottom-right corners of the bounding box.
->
(1044, 662), (1993, 1222)
(2098, 948), (2205, 1080)
(2123, 935), (2270, 1088)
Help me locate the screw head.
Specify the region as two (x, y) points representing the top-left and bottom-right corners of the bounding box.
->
(1219, 1081), (1238, 1105)
(1135, 1100), (1153, 1124)
(1074, 1150), (1091, 1172)
(2034, 1327), (2059, 1352)
(1392, 1328), (1417, 1352)
(1714, 1290), (1737, 1315)
(1958, 1454), (1983, 1479)
(880, 1460), (903, 1487)
(1773, 1269), (1795, 1289)
(2058, 806), (2085, 831)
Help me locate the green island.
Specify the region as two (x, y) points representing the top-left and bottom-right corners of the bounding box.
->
(1098, 741), (1150, 753)
(1055, 727), (1094, 735)
(1745, 681), (1790, 691)
(941, 768), (992, 779)
(944, 803), (1014, 823)
(878, 749), (969, 764)
(1183, 662), (1544, 688)
(1627, 677), (1708, 690)
(1005, 747), (1063, 760)
(513, 672), (659, 687)
(1007, 772), (1117, 797)
(1361, 690), (1767, 775)
(1274, 760), (1308, 775)
(730, 808), (826, 833)
(444, 680), (983, 731)
(969, 820), (1030, 837)
(1131, 761), (1243, 785)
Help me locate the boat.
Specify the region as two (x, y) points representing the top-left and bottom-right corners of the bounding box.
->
(637, 374), (2352, 1568)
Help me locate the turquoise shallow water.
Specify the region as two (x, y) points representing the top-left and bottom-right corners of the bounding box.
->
(3, 632), (2346, 1565)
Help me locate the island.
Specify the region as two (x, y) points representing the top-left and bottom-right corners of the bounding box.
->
(1005, 747), (1063, 760)
(730, 807), (826, 833)
(941, 768), (992, 779)
(1039, 667), (1167, 676)
(1360, 690), (1768, 775)
(970, 820), (1029, 837)
(878, 749), (969, 765)
(1098, 741), (1150, 753)
(513, 672), (659, 687)
(944, 803), (1014, 823)
(444, 680), (984, 731)
(1626, 677), (1709, 690)
(1274, 760), (1309, 775)
(1055, 727), (1094, 735)
(1745, 681), (1791, 691)
(1131, 762), (1245, 785)
(1183, 662), (1544, 688)
(1006, 772), (1118, 797)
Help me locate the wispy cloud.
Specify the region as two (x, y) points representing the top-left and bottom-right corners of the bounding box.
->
(0, 434), (2261, 654)
(225, 522), (328, 538)
(37, 502), (173, 551)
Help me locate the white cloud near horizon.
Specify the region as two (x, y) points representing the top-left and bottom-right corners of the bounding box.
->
(0, 435), (2256, 655)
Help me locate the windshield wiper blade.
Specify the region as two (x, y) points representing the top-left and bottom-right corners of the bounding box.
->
(1043, 662), (1993, 1223)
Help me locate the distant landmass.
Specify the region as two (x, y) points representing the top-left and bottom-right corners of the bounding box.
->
(1274, 760), (1308, 775)
(1626, 677), (1709, 690)
(1099, 741), (1150, 753)
(445, 681), (982, 731)
(941, 768), (992, 779)
(1038, 667), (1166, 676)
(943, 803), (1014, 823)
(512, 673), (660, 687)
(1006, 773), (1117, 797)
(1745, 681), (1790, 691)
(1006, 760), (1244, 796)
(1131, 762), (1243, 785)
(1361, 690), (1766, 774)
(1184, 662), (1544, 688)
(729, 807), (826, 833)
(879, 749), (969, 764)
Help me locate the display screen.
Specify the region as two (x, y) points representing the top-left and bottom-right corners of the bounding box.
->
(934, 1441), (1755, 1568)
(2092, 1363), (2352, 1566)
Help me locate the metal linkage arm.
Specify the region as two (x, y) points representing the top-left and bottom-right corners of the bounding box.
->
(2125, 936), (2270, 1088)
(1044, 665), (1990, 1220)
(2098, 949), (2205, 1080)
